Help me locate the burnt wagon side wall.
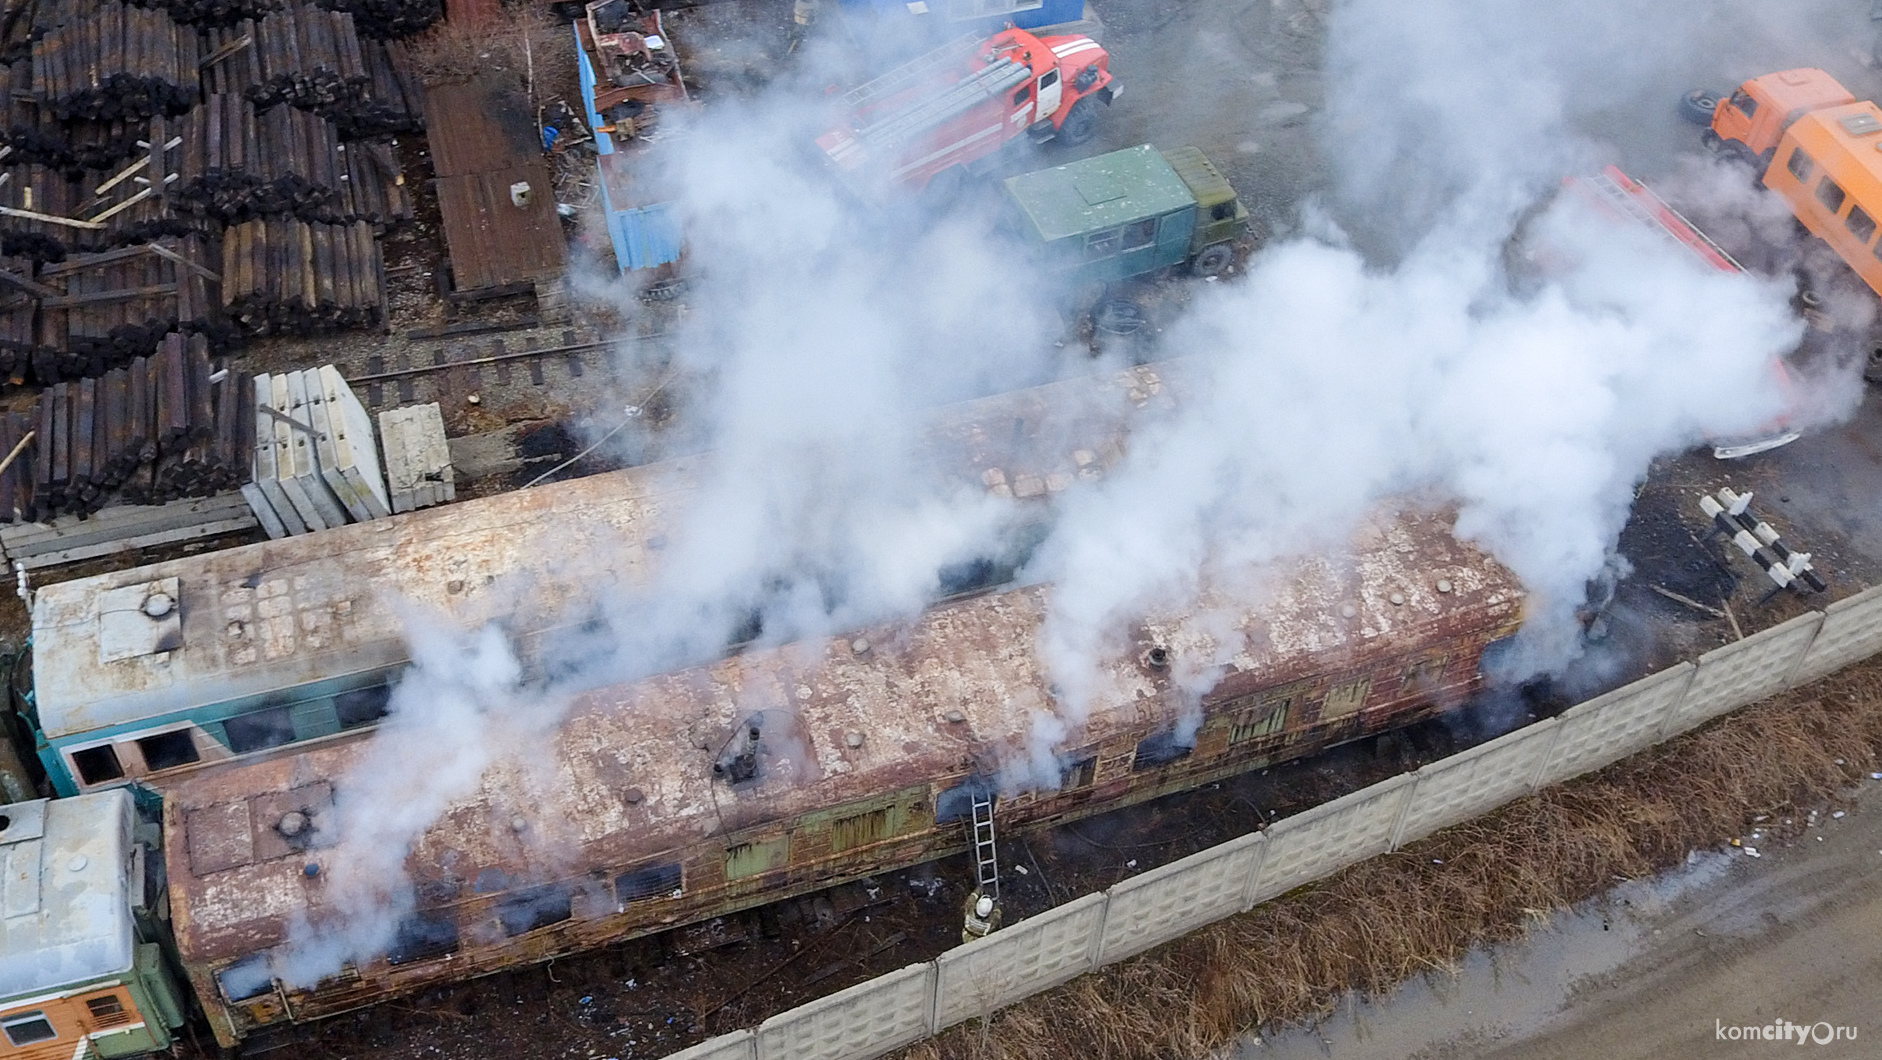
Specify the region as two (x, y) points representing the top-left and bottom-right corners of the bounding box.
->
(186, 612), (1520, 1043)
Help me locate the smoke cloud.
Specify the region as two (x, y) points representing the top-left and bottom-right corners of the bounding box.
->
(269, 0), (1868, 983)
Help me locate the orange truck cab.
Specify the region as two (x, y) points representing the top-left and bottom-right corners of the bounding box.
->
(1706, 68), (1856, 166)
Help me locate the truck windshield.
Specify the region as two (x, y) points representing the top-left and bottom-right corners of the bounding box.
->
(1729, 89), (1759, 118)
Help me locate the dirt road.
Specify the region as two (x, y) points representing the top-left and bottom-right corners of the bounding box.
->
(1245, 784), (1882, 1060)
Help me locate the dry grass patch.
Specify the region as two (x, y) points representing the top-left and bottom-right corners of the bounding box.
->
(899, 660), (1882, 1060)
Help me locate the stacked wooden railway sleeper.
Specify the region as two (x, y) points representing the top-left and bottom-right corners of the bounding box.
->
(199, 6), (424, 137)
(28, 1), (202, 121)
(30, 236), (230, 380)
(222, 217), (383, 334)
(0, 331), (257, 521)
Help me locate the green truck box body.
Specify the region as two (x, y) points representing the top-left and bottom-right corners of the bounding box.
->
(1002, 144), (1246, 285)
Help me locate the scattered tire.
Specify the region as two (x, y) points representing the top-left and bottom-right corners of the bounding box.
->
(1057, 98), (1098, 146)
(1092, 298), (1146, 335)
(1192, 242), (1234, 277)
(1866, 340), (1882, 384)
(1680, 88), (1723, 126)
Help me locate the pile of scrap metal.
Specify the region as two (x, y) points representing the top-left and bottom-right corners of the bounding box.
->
(578, 0), (688, 142)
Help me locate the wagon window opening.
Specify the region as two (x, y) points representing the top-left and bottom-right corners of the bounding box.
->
(136, 729), (200, 771)
(724, 835), (791, 879)
(386, 911), (461, 964)
(497, 883), (574, 937)
(335, 685), (392, 729)
(1321, 677), (1372, 720)
(2, 1012), (56, 1046)
(216, 956), (275, 1001)
(1786, 148), (1814, 182)
(71, 744), (125, 784)
(1085, 229), (1121, 260)
(83, 995), (128, 1025)
(224, 705), (296, 754)
(1816, 176), (1846, 214)
(1061, 755), (1097, 788)
(1230, 704), (1288, 746)
(1846, 204), (1877, 244)
(616, 862), (683, 902)
(1401, 653), (1451, 693)
(832, 807), (893, 851)
(1132, 729), (1195, 770)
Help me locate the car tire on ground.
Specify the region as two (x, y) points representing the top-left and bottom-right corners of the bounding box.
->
(1057, 99), (1097, 146)
(1680, 89), (1723, 126)
(1192, 243), (1234, 277)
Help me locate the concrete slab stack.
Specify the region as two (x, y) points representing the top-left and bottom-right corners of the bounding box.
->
(376, 402), (454, 513)
(241, 365), (392, 536)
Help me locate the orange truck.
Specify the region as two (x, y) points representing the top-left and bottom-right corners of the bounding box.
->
(817, 27), (1117, 195)
(1687, 68), (1882, 381)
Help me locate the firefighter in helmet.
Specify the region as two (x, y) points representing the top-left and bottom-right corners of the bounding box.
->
(961, 889), (1001, 944)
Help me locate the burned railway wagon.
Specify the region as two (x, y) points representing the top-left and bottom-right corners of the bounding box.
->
(14, 361), (1524, 1048)
(158, 507), (1520, 1046)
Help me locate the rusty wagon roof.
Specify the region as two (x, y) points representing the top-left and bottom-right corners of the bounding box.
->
(29, 366), (1165, 742)
(159, 502), (1522, 964)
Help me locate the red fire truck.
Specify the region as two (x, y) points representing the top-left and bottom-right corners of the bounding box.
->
(817, 27), (1118, 194)
(1564, 165), (1802, 459)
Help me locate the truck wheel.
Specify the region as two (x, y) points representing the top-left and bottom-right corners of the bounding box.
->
(1057, 99), (1098, 146)
(1679, 89), (1722, 126)
(1192, 243), (1234, 277)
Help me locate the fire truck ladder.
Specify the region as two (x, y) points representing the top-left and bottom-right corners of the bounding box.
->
(969, 792), (1000, 901)
(842, 34), (982, 111)
(1581, 168), (1747, 271)
(856, 57), (1031, 150)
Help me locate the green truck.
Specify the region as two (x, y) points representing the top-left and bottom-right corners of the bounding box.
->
(1001, 144), (1250, 285)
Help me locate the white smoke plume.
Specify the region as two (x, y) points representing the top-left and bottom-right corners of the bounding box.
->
(272, 0), (1870, 980)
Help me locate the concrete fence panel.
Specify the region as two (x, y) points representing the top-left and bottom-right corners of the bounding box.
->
(1095, 831), (1265, 966)
(932, 892), (1107, 1031)
(1791, 586), (1882, 688)
(1392, 717), (1562, 847)
(1246, 773), (1415, 906)
(1536, 664), (1694, 788)
(756, 962), (934, 1060)
(1661, 613), (1823, 738)
(668, 1030), (756, 1060)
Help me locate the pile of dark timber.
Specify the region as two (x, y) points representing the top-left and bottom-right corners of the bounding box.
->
(164, 94), (346, 223)
(0, 410), (33, 520)
(221, 217), (381, 334)
(36, 236), (227, 373)
(0, 255), (43, 375)
(29, 3), (201, 121)
(312, 0), (440, 41)
(25, 332), (254, 518)
(200, 10), (421, 138)
(0, 62), (146, 168)
(333, 139), (410, 224)
(0, 163), (88, 261)
(126, 0), (283, 28)
(341, 38), (422, 138)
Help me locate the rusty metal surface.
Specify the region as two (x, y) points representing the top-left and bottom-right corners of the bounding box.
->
(421, 79), (567, 291)
(158, 501), (1522, 968)
(433, 167), (568, 291)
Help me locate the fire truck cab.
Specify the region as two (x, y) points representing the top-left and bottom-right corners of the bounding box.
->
(818, 27), (1117, 193)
